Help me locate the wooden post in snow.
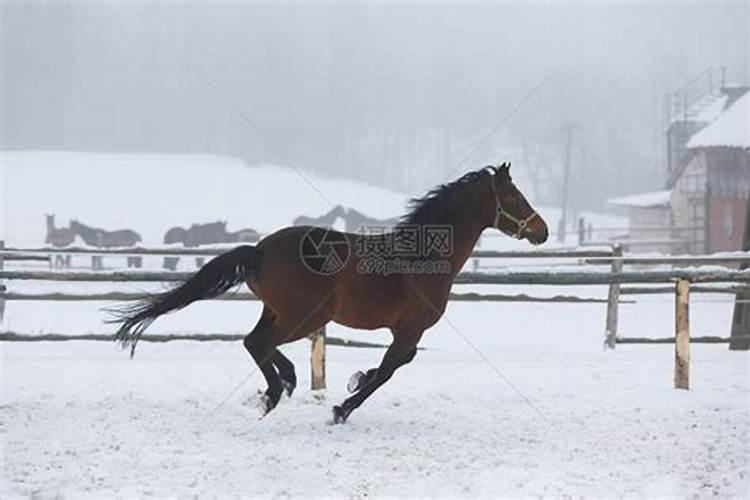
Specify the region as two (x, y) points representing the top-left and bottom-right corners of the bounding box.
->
(604, 244), (623, 348)
(0, 240), (5, 321)
(578, 217), (586, 246)
(310, 326), (326, 391)
(675, 279), (691, 390)
(730, 195), (750, 350)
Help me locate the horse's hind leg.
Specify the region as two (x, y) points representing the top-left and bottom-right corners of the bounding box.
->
(243, 313), (284, 415)
(272, 350), (297, 397)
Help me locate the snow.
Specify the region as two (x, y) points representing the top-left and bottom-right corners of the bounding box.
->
(0, 151), (625, 251)
(689, 93), (729, 124)
(608, 190), (671, 209)
(1, 297), (748, 498)
(1, 275), (749, 496)
(688, 92), (750, 149)
(0, 152), (408, 246)
(1, 152), (747, 497)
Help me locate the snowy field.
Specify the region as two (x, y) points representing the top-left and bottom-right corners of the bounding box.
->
(1, 153), (748, 497)
(1, 296), (749, 497)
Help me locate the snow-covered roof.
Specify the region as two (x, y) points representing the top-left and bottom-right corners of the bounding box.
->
(687, 92), (750, 149)
(607, 190), (671, 208)
(688, 94), (728, 123)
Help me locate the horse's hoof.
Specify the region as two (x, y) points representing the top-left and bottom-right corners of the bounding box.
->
(347, 371), (365, 393)
(332, 405), (349, 424)
(282, 379), (296, 398)
(257, 389), (282, 418)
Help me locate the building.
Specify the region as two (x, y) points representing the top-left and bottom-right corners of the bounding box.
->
(607, 190), (675, 254)
(609, 70), (748, 254)
(668, 91), (750, 253)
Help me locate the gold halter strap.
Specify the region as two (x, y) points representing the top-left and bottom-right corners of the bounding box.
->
(490, 173), (539, 239)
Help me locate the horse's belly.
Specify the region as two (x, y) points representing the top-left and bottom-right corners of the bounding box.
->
(332, 281), (403, 330)
(332, 307), (389, 330)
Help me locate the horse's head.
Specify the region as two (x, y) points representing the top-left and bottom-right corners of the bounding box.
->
(485, 163), (548, 245)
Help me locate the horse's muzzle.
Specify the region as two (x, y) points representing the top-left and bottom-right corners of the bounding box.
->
(526, 224), (549, 245)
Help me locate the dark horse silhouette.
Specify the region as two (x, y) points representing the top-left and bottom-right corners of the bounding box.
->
(294, 205), (396, 233)
(70, 220), (141, 248)
(162, 221), (260, 270)
(343, 208), (400, 233)
(293, 205), (346, 227)
(109, 164), (548, 423)
(70, 220), (142, 269)
(45, 214), (75, 268)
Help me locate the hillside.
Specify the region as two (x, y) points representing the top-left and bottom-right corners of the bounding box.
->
(0, 152), (408, 246)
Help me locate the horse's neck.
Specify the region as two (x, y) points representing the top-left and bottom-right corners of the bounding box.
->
(446, 215), (485, 278)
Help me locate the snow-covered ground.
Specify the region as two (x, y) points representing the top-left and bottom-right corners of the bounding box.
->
(1, 152), (747, 497)
(1, 299), (748, 498)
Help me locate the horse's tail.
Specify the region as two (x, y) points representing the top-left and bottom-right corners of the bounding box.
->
(107, 245), (259, 357)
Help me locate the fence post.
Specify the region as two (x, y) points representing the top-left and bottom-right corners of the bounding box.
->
(0, 240), (4, 321)
(604, 244), (623, 349)
(675, 279), (691, 390)
(310, 326), (326, 391)
(578, 217), (586, 246)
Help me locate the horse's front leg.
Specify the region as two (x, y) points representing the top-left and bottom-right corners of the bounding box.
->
(333, 333), (421, 424)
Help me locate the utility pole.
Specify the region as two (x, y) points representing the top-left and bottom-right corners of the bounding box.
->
(558, 124), (575, 243)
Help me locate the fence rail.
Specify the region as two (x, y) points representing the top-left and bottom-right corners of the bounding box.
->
(3, 268), (750, 285)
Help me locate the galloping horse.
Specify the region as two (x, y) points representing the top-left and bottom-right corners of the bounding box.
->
(109, 164), (547, 423)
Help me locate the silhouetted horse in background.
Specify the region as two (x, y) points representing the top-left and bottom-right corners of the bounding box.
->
(70, 220), (142, 269)
(70, 220), (142, 248)
(162, 221), (260, 270)
(294, 205), (397, 233)
(343, 208), (400, 233)
(45, 214), (75, 268)
(110, 164), (548, 424)
(293, 205), (346, 227)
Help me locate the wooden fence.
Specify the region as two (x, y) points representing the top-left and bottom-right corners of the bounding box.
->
(2, 242), (750, 391)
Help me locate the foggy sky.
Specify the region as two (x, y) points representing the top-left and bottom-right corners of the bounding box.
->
(1, 0), (748, 210)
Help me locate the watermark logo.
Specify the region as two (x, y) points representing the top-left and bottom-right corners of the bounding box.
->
(299, 227), (351, 275)
(355, 224), (453, 276)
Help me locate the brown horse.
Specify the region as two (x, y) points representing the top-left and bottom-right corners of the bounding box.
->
(109, 163), (547, 423)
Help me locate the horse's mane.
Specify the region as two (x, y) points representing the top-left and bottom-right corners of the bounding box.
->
(398, 166), (501, 227)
